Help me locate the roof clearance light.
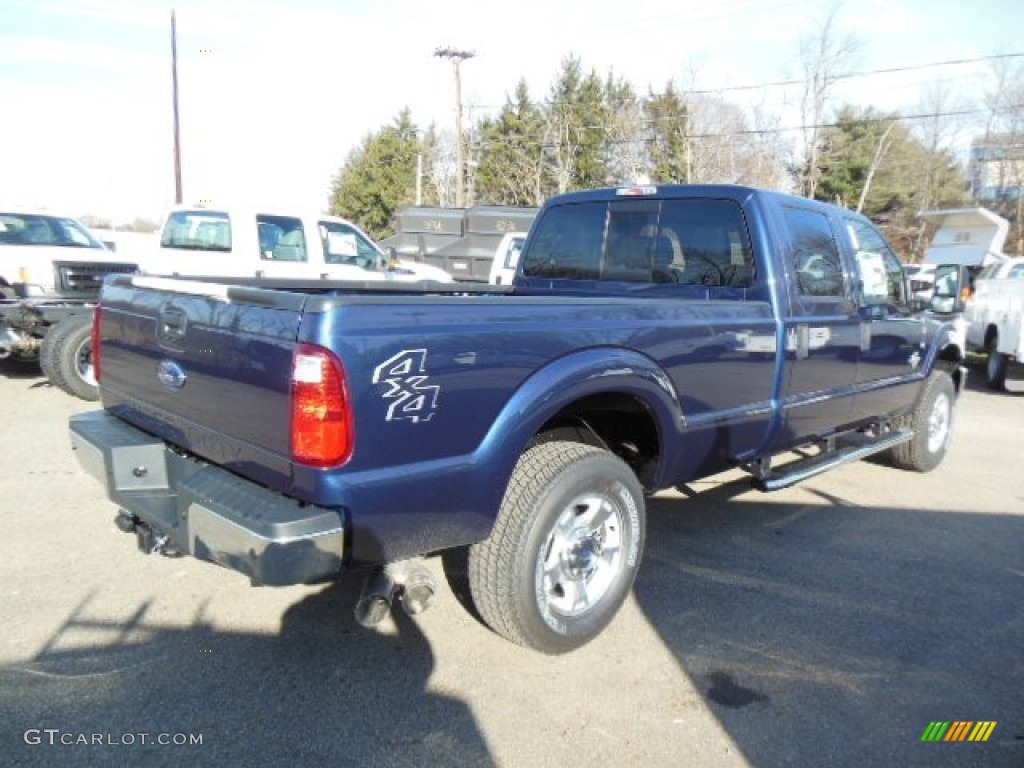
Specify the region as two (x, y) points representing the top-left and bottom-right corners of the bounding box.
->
(616, 186), (657, 197)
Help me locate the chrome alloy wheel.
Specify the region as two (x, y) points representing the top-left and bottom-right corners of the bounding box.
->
(73, 336), (97, 387)
(927, 390), (952, 454)
(536, 488), (626, 618)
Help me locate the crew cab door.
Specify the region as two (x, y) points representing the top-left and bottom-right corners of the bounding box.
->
(254, 214), (319, 279)
(777, 204), (860, 442)
(843, 216), (924, 420)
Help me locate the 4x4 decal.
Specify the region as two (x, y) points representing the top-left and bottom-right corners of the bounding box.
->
(372, 349), (440, 423)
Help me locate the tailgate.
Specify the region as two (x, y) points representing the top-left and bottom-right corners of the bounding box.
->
(97, 276), (308, 492)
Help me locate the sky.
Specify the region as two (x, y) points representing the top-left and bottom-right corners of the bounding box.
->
(1, 0), (1022, 223)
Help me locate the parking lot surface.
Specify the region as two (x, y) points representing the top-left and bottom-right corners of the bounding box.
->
(1, 363), (1021, 767)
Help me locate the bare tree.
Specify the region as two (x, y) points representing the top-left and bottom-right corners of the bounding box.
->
(910, 79), (972, 255)
(428, 129), (458, 207)
(797, 5), (860, 198)
(857, 120), (896, 212)
(980, 58), (1024, 253)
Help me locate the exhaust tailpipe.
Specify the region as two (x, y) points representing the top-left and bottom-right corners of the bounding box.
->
(354, 569), (397, 628)
(397, 565), (437, 616)
(353, 559), (439, 627)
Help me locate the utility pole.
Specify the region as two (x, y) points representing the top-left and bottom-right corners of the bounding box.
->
(171, 10), (183, 204)
(434, 46), (474, 208)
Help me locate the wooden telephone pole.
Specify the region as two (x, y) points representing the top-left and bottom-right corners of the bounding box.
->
(171, 10), (183, 204)
(434, 47), (475, 208)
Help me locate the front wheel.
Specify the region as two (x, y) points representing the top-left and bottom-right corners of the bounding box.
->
(48, 314), (99, 401)
(986, 332), (1008, 390)
(887, 371), (956, 472)
(468, 440), (645, 654)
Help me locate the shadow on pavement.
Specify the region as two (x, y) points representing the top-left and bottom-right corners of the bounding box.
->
(634, 476), (1024, 767)
(0, 578), (493, 767)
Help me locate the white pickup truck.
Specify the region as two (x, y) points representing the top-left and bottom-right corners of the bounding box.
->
(1, 209), (138, 382)
(7, 205), (452, 401)
(965, 256), (1024, 390)
(157, 206), (453, 283)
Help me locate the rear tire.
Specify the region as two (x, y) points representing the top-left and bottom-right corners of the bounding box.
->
(985, 332), (1008, 391)
(47, 314), (99, 401)
(888, 371), (955, 473)
(468, 440), (645, 654)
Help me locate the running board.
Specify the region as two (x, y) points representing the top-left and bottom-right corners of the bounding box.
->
(753, 430), (914, 492)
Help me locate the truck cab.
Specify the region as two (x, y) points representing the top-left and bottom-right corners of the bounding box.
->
(156, 206), (453, 283)
(0, 210), (137, 366)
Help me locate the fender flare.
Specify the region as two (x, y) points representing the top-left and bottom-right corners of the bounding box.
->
(472, 346), (687, 505)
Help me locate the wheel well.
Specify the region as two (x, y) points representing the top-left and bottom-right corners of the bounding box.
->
(532, 392), (661, 489)
(935, 344), (966, 392)
(984, 324), (998, 348)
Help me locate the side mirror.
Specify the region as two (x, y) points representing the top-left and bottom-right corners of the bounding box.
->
(929, 264), (970, 314)
(383, 246), (400, 270)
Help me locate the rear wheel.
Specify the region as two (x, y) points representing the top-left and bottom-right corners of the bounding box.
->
(468, 440), (645, 654)
(985, 331), (1008, 390)
(47, 314), (99, 401)
(888, 371), (955, 472)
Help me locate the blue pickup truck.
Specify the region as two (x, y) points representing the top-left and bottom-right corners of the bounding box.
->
(70, 185), (967, 653)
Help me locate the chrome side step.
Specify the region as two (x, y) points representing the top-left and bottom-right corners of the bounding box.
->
(753, 430), (914, 492)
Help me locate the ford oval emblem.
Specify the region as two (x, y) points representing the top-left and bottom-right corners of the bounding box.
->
(157, 359), (187, 390)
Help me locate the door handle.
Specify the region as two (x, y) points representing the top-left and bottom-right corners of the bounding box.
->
(158, 306), (188, 341)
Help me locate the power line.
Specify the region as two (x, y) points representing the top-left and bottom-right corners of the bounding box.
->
(685, 52), (1024, 95)
(469, 104), (1024, 153)
(470, 51), (1024, 112)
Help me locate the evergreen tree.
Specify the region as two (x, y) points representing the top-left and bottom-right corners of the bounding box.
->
(544, 56), (609, 194)
(645, 82), (690, 183)
(816, 105), (967, 257)
(473, 80), (547, 205)
(817, 105), (965, 216)
(328, 109), (421, 239)
(603, 74), (644, 185)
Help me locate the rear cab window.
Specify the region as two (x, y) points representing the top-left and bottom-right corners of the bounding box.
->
(521, 197), (756, 291)
(161, 211), (231, 252)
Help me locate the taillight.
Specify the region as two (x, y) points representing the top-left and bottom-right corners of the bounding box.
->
(291, 343), (353, 467)
(92, 306), (102, 383)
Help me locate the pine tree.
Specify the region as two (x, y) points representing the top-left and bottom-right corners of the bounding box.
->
(328, 109), (421, 239)
(645, 82), (690, 183)
(473, 80), (548, 205)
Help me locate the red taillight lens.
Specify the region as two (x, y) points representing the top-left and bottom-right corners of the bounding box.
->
(291, 343), (353, 467)
(92, 306), (102, 383)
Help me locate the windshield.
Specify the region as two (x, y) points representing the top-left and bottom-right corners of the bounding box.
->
(0, 213), (105, 249)
(160, 210), (232, 251)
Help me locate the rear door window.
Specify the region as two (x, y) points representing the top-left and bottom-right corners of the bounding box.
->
(257, 215), (307, 262)
(160, 211), (232, 252)
(782, 207), (845, 297)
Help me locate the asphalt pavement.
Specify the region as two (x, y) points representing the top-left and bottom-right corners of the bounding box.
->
(0, 361), (1021, 767)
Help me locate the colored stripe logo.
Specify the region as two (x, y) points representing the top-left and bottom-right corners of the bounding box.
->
(921, 721), (997, 742)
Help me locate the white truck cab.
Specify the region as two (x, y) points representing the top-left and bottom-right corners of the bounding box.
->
(156, 206), (452, 283)
(0, 210), (137, 299)
(488, 232), (527, 285)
